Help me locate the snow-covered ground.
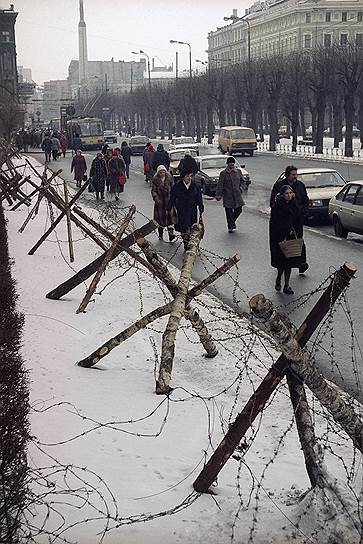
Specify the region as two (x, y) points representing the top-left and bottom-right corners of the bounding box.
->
(5, 159), (362, 543)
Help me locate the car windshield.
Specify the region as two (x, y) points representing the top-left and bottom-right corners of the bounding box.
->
(230, 129), (255, 139)
(170, 150), (198, 161)
(79, 122), (103, 136)
(299, 171), (345, 188)
(201, 157), (240, 169)
(131, 138), (147, 144)
(174, 137), (194, 145)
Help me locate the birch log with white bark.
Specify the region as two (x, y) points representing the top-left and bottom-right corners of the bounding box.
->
(156, 224), (201, 394)
(250, 293), (363, 452)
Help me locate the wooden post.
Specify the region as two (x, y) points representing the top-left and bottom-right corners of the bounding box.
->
(156, 225), (201, 395)
(63, 180), (74, 263)
(45, 220), (158, 300)
(193, 261), (357, 493)
(76, 206), (136, 314)
(77, 253), (240, 369)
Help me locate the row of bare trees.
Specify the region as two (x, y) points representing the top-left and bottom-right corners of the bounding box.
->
(85, 44), (363, 158)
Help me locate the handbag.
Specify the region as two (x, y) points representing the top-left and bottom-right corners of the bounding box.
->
(118, 173), (127, 185)
(144, 163), (150, 173)
(279, 229), (303, 258)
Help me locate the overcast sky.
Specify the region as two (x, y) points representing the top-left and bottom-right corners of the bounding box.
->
(3, 0), (250, 85)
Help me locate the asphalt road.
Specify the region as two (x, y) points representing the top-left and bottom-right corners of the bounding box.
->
(42, 145), (363, 401)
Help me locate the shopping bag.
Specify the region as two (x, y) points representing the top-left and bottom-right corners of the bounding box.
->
(118, 173), (127, 185)
(144, 163), (150, 173)
(279, 229), (303, 258)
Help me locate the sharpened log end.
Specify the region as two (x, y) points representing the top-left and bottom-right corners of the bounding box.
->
(249, 294), (274, 319)
(343, 261), (357, 275)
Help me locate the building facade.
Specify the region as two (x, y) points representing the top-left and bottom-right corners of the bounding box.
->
(42, 79), (72, 122)
(207, 0), (363, 63)
(0, 5), (18, 99)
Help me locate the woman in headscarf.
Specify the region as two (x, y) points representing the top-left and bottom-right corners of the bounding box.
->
(70, 149), (87, 188)
(269, 184), (306, 294)
(108, 148), (126, 201)
(151, 165), (176, 242)
(89, 152), (108, 200)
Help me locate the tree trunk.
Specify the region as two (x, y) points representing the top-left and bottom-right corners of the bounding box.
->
(268, 106), (278, 151)
(359, 92), (363, 149)
(216, 100), (226, 127)
(344, 92), (355, 158)
(315, 93), (325, 154)
(333, 99), (343, 148)
(207, 106), (214, 145)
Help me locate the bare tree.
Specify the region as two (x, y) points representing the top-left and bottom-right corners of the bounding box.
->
(262, 55), (285, 151)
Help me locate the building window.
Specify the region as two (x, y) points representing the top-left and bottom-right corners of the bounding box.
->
(0, 31), (10, 42)
(326, 12), (331, 22)
(356, 33), (363, 47)
(358, 12), (362, 22)
(340, 33), (348, 46)
(306, 13), (311, 23)
(342, 11), (347, 22)
(304, 34), (312, 48)
(324, 34), (332, 47)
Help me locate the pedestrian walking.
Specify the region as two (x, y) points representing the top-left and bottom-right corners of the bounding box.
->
(108, 148), (126, 201)
(269, 185), (307, 295)
(15, 131), (23, 151)
(60, 133), (68, 157)
(104, 147), (113, 191)
(151, 165), (176, 242)
(71, 149), (87, 188)
(23, 130), (32, 152)
(41, 133), (52, 162)
(152, 143), (170, 172)
(167, 169), (204, 251)
(143, 142), (155, 183)
(89, 152), (108, 200)
(270, 165), (309, 274)
(101, 143), (109, 155)
(51, 134), (60, 161)
(215, 156), (247, 233)
(121, 141), (132, 178)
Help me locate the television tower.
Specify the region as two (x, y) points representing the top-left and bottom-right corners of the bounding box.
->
(78, 0), (88, 85)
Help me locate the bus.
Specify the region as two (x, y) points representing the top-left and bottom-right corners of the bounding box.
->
(49, 118), (61, 132)
(67, 117), (104, 150)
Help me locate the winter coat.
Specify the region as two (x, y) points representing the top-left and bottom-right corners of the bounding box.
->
(41, 137), (52, 153)
(71, 154), (87, 181)
(108, 155), (126, 194)
(178, 156), (198, 176)
(121, 145), (132, 165)
(90, 157), (108, 192)
(60, 135), (68, 152)
(167, 181), (204, 233)
(216, 167), (246, 208)
(151, 172), (176, 227)
(51, 137), (60, 151)
(152, 149), (170, 171)
(269, 197), (306, 269)
(270, 178), (309, 217)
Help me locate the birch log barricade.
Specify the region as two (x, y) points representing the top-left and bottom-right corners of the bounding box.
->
(193, 261), (357, 493)
(77, 253), (240, 369)
(137, 237), (219, 359)
(249, 293), (363, 451)
(63, 180), (74, 263)
(156, 225), (201, 395)
(46, 220), (158, 300)
(76, 205), (136, 314)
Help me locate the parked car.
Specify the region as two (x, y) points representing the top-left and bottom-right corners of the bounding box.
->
(218, 126), (257, 156)
(329, 181), (363, 238)
(168, 148), (199, 179)
(103, 129), (118, 144)
(275, 168), (347, 222)
(195, 155), (251, 196)
(129, 136), (148, 155)
(169, 137), (199, 154)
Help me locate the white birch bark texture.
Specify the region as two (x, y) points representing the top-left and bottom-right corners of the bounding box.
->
(137, 237), (218, 358)
(250, 293), (363, 452)
(156, 224), (201, 394)
(76, 205), (136, 314)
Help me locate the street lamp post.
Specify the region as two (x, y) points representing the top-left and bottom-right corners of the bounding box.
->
(170, 39), (192, 79)
(223, 14), (251, 63)
(131, 49), (154, 136)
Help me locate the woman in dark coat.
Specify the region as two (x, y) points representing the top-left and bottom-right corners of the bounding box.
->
(143, 142), (155, 183)
(104, 147), (113, 191)
(89, 152), (107, 200)
(167, 169), (204, 251)
(151, 165), (176, 242)
(121, 141), (132, 178)
(269, 184), (306, 294)
(108, 148), (126, 201)
(70, 149), (87, 187)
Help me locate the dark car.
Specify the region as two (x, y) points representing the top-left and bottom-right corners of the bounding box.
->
(129, 136), (148, 155)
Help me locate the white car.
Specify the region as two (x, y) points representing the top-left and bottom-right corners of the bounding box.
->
(329, 181), (363, 238)
(168, 149), (199, 177)
(103, 130), (118, 144)
(169, 137), (199, 154)
(195, 155), (251, 196)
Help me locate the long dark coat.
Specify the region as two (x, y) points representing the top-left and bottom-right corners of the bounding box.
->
(108, 156), (126, 194)
(71, 154), (87, 182)
(216, 167), (246, 208)
(269, 197), (306, 269)
(151, 172), (176, 227)
(168, 181), (204, 233)
(121, 145), (132, 165)
(152, 149), (170, 171)
(90, 157), (107, 192)
(270, 178), (309, 216)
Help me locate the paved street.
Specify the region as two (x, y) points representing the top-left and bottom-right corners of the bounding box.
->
(42, 146), (363, 401)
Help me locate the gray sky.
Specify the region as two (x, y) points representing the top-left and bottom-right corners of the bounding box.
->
(5, 0), (250, 85)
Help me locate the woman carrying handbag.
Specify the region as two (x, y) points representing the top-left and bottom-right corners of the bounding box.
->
(269, 185), (306, 295)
